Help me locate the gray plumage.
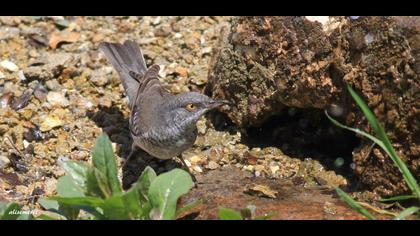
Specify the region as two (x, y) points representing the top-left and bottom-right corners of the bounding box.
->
(99, 40), (228, 163)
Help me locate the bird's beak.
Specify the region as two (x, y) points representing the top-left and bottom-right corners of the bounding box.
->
(207, 99), (232, 109)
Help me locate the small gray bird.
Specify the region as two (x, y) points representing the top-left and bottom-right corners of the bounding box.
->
(99, 40), (228, 181)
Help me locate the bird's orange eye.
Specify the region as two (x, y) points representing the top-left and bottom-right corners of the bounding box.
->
(186, 103), (197, 111)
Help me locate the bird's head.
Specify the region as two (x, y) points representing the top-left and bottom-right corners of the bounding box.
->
(164, 92), (230, 130)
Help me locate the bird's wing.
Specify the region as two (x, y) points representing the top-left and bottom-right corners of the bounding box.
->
(130, 64), (172, 136)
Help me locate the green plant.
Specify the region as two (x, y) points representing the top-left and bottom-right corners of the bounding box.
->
(218, 205), (275, 220)
(326, 84), (420, 220)
(0, 202), (32, 220)
(38, 134), (194, 220)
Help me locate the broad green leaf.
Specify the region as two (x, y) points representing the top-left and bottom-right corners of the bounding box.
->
(62, 161), (89, 189)
(38, 198), (59, 211)
(92, 134), (122, 195)
(379, 195), (418, 202)
(57, 175), (84, 197)
(121, 189), (144, 219)
(101, 195), (130, 220)
(394, 207), (419, 220)
(86, 167), (111, 198)
(0, 202), (22, 220)
(101, 192), (143, 220)
(39, 197), (78, 220)
(148, 168), (194, 220)
(0, 202), (10, 215)
(218, 207), (243, 220)
(132, 166), (156, 201)
(123, 168), (157, 219)
(335, 187), (376, 220)
(346, 85), (420, 198)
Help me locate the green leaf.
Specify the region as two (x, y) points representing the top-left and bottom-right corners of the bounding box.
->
(57, 175), (84, 197)
(35, 213), (65, 220)
(101, 195), (130, 220)
(92, 134), (122, 195)
(346, 85), (420, 199)
(0, 202), (22, 220)
(62, 161), (89, 190)
(17, 213), (32, 220)
(101, 192), (144, 220)
(134, 166), (157, 201)
(38, 198), (59, 211)
(86, 167), (111, 198)
(39, 197), (79, 220)
(50, 196), (104, 207)
(148, 168), (194, 220)
(335, 187), (376, 220)
(379, 195), (418, 202)
(394, 207), (419, 220)
(49, 195), (104, 219)
(218, 207), (243, 220)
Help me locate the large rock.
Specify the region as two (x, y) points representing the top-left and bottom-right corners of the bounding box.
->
(205, 16), (420, 196)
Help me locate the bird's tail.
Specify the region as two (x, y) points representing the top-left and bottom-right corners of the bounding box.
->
(99, 40), (148, 104)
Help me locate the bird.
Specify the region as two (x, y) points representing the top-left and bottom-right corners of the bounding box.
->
(99, 40), (229, 182)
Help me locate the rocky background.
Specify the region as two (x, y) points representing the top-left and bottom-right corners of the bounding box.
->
(0, 16), (417, 219)
(206, 16), (420, 197)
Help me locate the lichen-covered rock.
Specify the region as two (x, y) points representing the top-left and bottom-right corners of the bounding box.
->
(206, 16), (420, 196)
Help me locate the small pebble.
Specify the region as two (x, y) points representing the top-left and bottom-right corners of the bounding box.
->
(193, 165), (203, 173)
(0, 60), (19, 72)
(47, 91), (69, 107)
(243, 165), (254, 172)
(34, 84), (48, 102)
(189, 155), (201, 164)
(201, 47), (212, 55)
(23, 140), (30, 149)
(254, 165), (265, 172)
(18, 70), (27, 81)
(40, 115), (63, 132)
(207, 161), (219, 170)
(45, 79), (62, 91)
(183, 159), (191, 167)
(0, 155), (11, 169)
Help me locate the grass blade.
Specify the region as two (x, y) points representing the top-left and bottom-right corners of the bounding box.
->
(379, 195), (418, 202)
(393, 206), (419, 220)
(335, 187), (376, 220)
(346, 85), (420, 198)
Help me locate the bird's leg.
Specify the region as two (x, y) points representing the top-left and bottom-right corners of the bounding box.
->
(178, 156), (197, 183)
(122, 143), (138, 170)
